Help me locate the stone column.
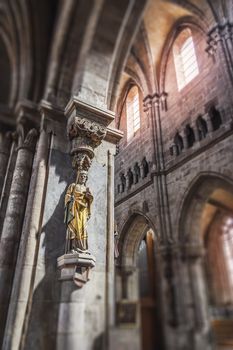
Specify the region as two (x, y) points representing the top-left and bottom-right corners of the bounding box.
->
(203, 113), (214, 133)
(0, 132), (17, 236)
(184, 244), (213, 350)
(2, 127), (50, 350)
(56, 98), (120, 350)
(0, 122), (38, 346)
(191, 122), (200, 142)
(105, 151), (115, 332)
(180, 129), (189, 149)
(125, 171), (130, 190)
(144, 94), (172, 243)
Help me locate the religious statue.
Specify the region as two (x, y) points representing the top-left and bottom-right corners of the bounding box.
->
(64, 170), (93, 253)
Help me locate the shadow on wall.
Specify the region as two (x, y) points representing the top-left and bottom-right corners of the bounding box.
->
(23, 148), (75, 349)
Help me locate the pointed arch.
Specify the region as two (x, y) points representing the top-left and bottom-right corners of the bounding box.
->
(118, 211), (158, 268)
(158, 16), (208, 93)
(178, 172), (233, 243)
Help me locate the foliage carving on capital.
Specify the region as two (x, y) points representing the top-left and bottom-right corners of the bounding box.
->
(67, 116), (106, 147)
(17, 123), (38, 151)
(67, 116), (106, 171)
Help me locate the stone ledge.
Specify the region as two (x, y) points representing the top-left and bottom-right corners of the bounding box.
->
(57, 253), (96, 285)
(58, 253), (96, 268)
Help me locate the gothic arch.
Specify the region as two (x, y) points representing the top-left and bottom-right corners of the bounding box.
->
(158, 16), (208, 93)
(178, 172), (233, 244)
(118, 211), (157, 268)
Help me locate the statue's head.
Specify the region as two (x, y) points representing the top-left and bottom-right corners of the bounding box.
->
(78, 170), (88, 185)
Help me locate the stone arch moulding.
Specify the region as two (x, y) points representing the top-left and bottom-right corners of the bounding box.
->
(177, 172), (233, 244)
(0, 1), (34, 108)
(118, 211), (158, 269)
(158, 15), (208, 94)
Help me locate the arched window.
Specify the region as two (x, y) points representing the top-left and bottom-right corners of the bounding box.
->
(126, 85), (140, 140)
(173, 28), (199, 91)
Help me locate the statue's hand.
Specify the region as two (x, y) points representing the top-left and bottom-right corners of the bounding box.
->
(85, 188), (92, 198)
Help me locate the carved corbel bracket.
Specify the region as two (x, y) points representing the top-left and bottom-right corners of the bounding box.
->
(57, 253), (96, 288)
(67, 115), (106, 171)
(65, 98), (114, 173)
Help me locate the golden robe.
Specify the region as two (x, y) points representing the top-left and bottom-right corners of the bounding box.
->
(64, 183), (93, 251)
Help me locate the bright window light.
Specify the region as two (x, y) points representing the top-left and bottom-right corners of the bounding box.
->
(126, 85), (140, 140)
(173, 29), (199, 91)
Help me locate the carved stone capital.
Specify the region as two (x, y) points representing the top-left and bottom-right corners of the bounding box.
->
(65, 98), (114, 172)
(68, 116), (106, 153)
(206, 22), (233, 56)
(17, 126), (38, 151)
(143, 92), (168, 111)
(15, 100), (40, 151)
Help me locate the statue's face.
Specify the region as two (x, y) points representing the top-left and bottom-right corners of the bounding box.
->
(79, 172), (87, 184)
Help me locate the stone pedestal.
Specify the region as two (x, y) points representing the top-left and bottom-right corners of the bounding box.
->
(57, 253), (96, 288)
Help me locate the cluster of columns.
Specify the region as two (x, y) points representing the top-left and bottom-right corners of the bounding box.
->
(156, 243), (212, 350)
(0, 102), (53, 349)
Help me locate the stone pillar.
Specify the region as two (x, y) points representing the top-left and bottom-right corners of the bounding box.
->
(184, 244), (213, 350)
(56, 98), (120, 350)
(2, 127), (50, 350)
(0, 121), (38, 345)
(0, 132), (17, 236)
(203, 113), (214, 133)
(125, 170), (130, 190)
(154, 243), (207, 350)
(144, 94), (172, 243)
(180, 129), (189, 149)
(139, 161), (144, 178)
(191, 122), (200, 142)
(105, 150), (115, 336)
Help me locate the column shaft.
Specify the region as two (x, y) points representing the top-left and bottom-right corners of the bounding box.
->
(0, 133), (36, 345)
(0, 140), (17, 236)
(105, 150), (115, 348)
(2, 130), (50, 350)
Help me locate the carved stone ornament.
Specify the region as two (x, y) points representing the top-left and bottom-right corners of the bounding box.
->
(206, 22), (233, 57)
(17, 125), (38, 151)
(67, 116), (106, 171)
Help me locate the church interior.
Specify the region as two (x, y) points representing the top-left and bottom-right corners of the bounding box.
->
(0, 0), (233, 349)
